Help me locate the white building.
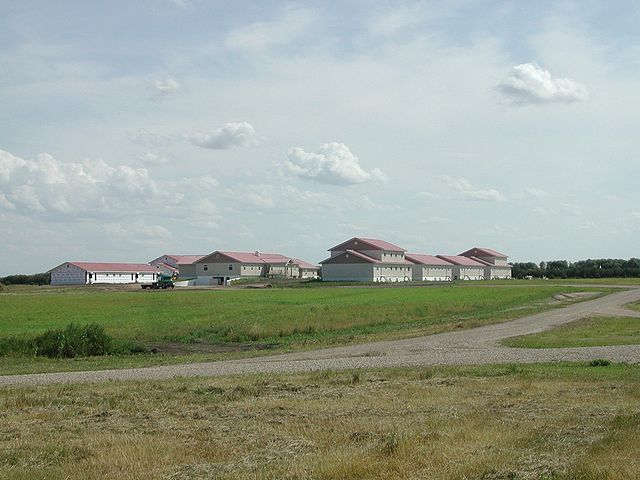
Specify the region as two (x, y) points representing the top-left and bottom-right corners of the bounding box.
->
(436, 256), (487, 280)
(193, 251), (318, 285)
(405, 254), (454, 281)
(49, 262), (158, 285)
(459, 247), (512, 279)
(320, 237), (413, 282)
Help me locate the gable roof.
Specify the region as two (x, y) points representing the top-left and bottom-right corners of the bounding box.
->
(436, 255), (487, 267)
(328, 237), (406, 252)
(293, 258), (319, 270)
(320, 249), (381, 265)
(175, 255), (206, 265)
(197, 251), (314, 266)
(51, 262), (158, 273)
(459, 247), (507, 258)
(405, 254), (454, 266)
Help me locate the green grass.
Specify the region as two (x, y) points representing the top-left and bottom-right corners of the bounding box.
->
(1, 362), (638, 479)
(504, 316), (640, 348)
(0, 283), (612, 375)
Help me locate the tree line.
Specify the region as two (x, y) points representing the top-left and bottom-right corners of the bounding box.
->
(0, 273), (50, 286)
(511, 258), (640, 279)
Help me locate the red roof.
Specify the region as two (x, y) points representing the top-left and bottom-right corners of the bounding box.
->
(198, 251), (315, 267)
(436, 255), (487, 267)
(175, 255), (206, 265)
(329, 237), (406, 252)
(405, 254), (454, 266)
(459, 247), (507, 258)
(320, 250), (413, 265)
(293, 258), (318, 270)
(59, 262), (158, 273)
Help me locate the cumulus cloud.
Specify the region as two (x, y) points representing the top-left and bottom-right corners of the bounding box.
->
(187, 122), (258, 149)
(0, 149), (158, 218)
(0, 149), (220, 221)
(443, 176), (506, 202)
(151, 76), (180, 100)
(284, 142), (387, 186)
(497, 63), (589, 105)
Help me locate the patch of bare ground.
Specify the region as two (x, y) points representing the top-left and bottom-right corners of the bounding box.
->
(551, 291), (600, 303)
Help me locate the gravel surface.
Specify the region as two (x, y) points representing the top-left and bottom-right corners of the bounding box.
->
(2, 287), (639, 386)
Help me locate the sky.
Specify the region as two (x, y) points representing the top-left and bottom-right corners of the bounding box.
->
(1, 0), (639, 275)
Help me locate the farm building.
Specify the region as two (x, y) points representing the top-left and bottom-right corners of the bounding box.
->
(405, 254), (454, 281)
(49, 262), (158, 285)
(436, 256), (487, 280)
(193, 251), (319, 285)
(149, 254), (205, 278)
(459, 247), (512, 279)
(320, 237), (413, 282)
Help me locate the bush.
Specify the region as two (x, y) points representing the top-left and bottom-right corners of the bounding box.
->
(589, 359), (611, 367)
(33, 323), (112, 358)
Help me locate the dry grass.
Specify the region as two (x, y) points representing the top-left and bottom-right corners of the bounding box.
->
(1, 363), (639, 479)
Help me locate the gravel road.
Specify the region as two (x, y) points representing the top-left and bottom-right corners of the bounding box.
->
(2, 287), (639, 386)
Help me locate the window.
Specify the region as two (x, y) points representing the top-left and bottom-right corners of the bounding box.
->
(203, 265), (208, 271)
(228, 264), (233, 271)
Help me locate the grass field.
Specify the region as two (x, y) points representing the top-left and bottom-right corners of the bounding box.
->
(504, 316), (640, 348)
(0, 283), (608, 375)
(0, 363), (638, 479)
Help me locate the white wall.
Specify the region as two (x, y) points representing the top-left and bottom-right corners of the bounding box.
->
(452, 266), (485, 280)
(50, 263), (87, 285)
(412, 265), (453, 281)
(322, 263), (374, 281)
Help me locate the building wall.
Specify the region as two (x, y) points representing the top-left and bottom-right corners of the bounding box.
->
(375, 265), (412, 282)
(92, 272), (156, 284)
(411, 265), (453, 281)
(453, 266), (485, 280)
(380, 252), (405, 262)
(299, 268), (319, 279)
(50, 263), (87, 285)
(486, 267), (512, 279)
(178, 264), (197, 278)
(321, 263), (374, 281)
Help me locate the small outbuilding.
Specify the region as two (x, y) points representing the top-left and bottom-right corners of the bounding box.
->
(49, 262), (158, 285)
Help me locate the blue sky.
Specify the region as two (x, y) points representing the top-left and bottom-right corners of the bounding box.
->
(1, 1), (639, 275)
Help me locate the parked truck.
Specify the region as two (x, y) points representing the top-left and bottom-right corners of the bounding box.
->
(141, 273), (175, 289)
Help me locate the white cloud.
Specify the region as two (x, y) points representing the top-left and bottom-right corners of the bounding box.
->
(497, 63), (589, 105)
(225, 6), (314, 51)
(284, 142), (387, 186)
(443, 176), (506, 202)
(151, 76), (180, 100)
(187, 122), (258, 149)
(137, 151), (176, 165)
(0, 149), (221, 222)
(513, 187), (550, 200)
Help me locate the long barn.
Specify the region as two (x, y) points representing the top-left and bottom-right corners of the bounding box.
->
(49, 262), (158, 285)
